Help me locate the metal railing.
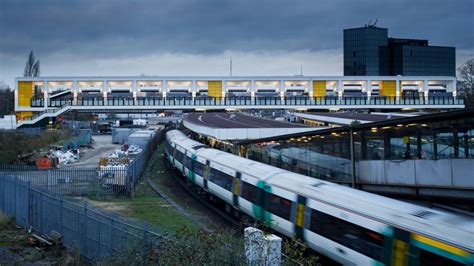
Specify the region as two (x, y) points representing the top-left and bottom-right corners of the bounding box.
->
(0, 166), (127, 196)
(0, 173), (167, 261)
(29, 96), (464, 108)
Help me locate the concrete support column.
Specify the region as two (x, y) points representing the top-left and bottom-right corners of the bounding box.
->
(43, 81), (49, 109)
(337, 80), (343, 100)
(191, 80), (196, 98)
(131, 80), (137, 94)
(308, 79), (313, 97)
(244, 227), (281, 266)
(366, 80), (372, 100)
(132, 80), (138, 105)
(221, 80), (226, 100)
(162, 80), (167, 98)
(423, 79), (429, 99)
(102, 80), (108, 105)
(72, 81), (79, 106)
(250, 80), (256, 99)
(279, 80), (285, 98)
(447, 79), (456, 98)
(396, 79), (400, 101)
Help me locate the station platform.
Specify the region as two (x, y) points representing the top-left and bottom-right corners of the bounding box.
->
(293, 112), (410, 126)
(183, 112), (318, 140)
(235, 108), (474, 202)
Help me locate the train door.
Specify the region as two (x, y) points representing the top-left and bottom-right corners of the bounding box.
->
(182, 150), (187, 174)
(203, 160), (210, 191)
(172, 144), (177, 166)
(231, 172), (242, 209)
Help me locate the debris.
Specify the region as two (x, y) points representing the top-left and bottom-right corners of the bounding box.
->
(127, 144), (143, 155)
(31, 234), (53, 246)
(98, 144), (143, 168)
(50, 231), (63, 245)
(50, 149), (79, 165)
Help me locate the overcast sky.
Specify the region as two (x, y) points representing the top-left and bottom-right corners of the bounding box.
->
(0, 0), (473, 86)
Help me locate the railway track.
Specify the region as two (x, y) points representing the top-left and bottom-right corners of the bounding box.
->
(162, 157), (242, 228)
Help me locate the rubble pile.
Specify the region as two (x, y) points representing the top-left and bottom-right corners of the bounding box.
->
(99, 145), (143, 168)
(50, 149), (79, 165)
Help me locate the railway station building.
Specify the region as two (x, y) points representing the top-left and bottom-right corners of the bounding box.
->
(15, 75), (462, 127)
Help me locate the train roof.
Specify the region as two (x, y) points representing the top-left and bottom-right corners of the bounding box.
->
(166, 130), (208, 151)
(196, 148), (284, 179)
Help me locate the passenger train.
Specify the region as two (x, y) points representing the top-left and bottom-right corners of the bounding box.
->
(165, 129), (474, 265)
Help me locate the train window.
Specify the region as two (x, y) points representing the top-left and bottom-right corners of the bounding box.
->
(241, 182), (258, 204)
(208, 168), (233, 191)
(193, 160), (204, 176)
(265, 193), (292, 221)
(165, 140), (174, 155)
(175, 149), (184, 163)
(185, 155), (193, 169)
(418, 248), (463, 266)
(165, 141), (170, 153)
(310, 209), (384, 261)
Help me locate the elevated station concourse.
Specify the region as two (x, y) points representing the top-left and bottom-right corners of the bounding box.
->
(15, 75), (462, 127)
(293, 112), (414, 126)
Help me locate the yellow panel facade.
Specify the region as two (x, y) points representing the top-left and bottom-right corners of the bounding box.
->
(16, 111), (33, 121)
(312, 80), (326, 97)
(18, 81), (33, 106)
(380, 81), (396, 97)
(207, 81), (222, 98)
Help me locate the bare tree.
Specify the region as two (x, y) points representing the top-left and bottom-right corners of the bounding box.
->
(458, 59), (474, 107)
(23, 50), (40, 77)
(0, 80), (14, 116)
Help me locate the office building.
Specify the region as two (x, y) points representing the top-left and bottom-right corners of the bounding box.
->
(344, 25), (455, 76)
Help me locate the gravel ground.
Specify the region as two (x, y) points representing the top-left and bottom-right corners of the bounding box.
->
(64, 134), (121, 168)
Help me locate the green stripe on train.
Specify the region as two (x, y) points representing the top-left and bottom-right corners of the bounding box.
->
(252, 181), (271, 225)
(189, 154), (197, 183)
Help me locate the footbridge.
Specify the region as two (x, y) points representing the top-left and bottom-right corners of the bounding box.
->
(15, 75), (463, 126)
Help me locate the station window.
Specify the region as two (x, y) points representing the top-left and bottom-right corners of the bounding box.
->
(265, 193), (292, 221)
(240, 182), (258, 204)
(208, 168), (233, 191)
(309, 209), (384, 261)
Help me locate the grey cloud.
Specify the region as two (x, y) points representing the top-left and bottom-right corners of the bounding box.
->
(0, 0), (473, 85)
(1, 0), (471, 57)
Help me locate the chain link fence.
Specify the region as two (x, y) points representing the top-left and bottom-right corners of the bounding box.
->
(0, 130), (163, 197)
(0, 173), (168, 261)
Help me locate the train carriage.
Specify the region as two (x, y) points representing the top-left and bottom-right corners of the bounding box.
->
(165, 130), (474, 266)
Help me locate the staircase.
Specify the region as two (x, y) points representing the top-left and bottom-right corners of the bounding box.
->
(17, 105), (71, 127)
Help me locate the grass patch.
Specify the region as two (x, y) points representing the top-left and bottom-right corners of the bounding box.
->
(0, 212), (12, 230)
(88, 146), (199, 234)
(97, 194), (199, 234)
(148, 145), (184, 203)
